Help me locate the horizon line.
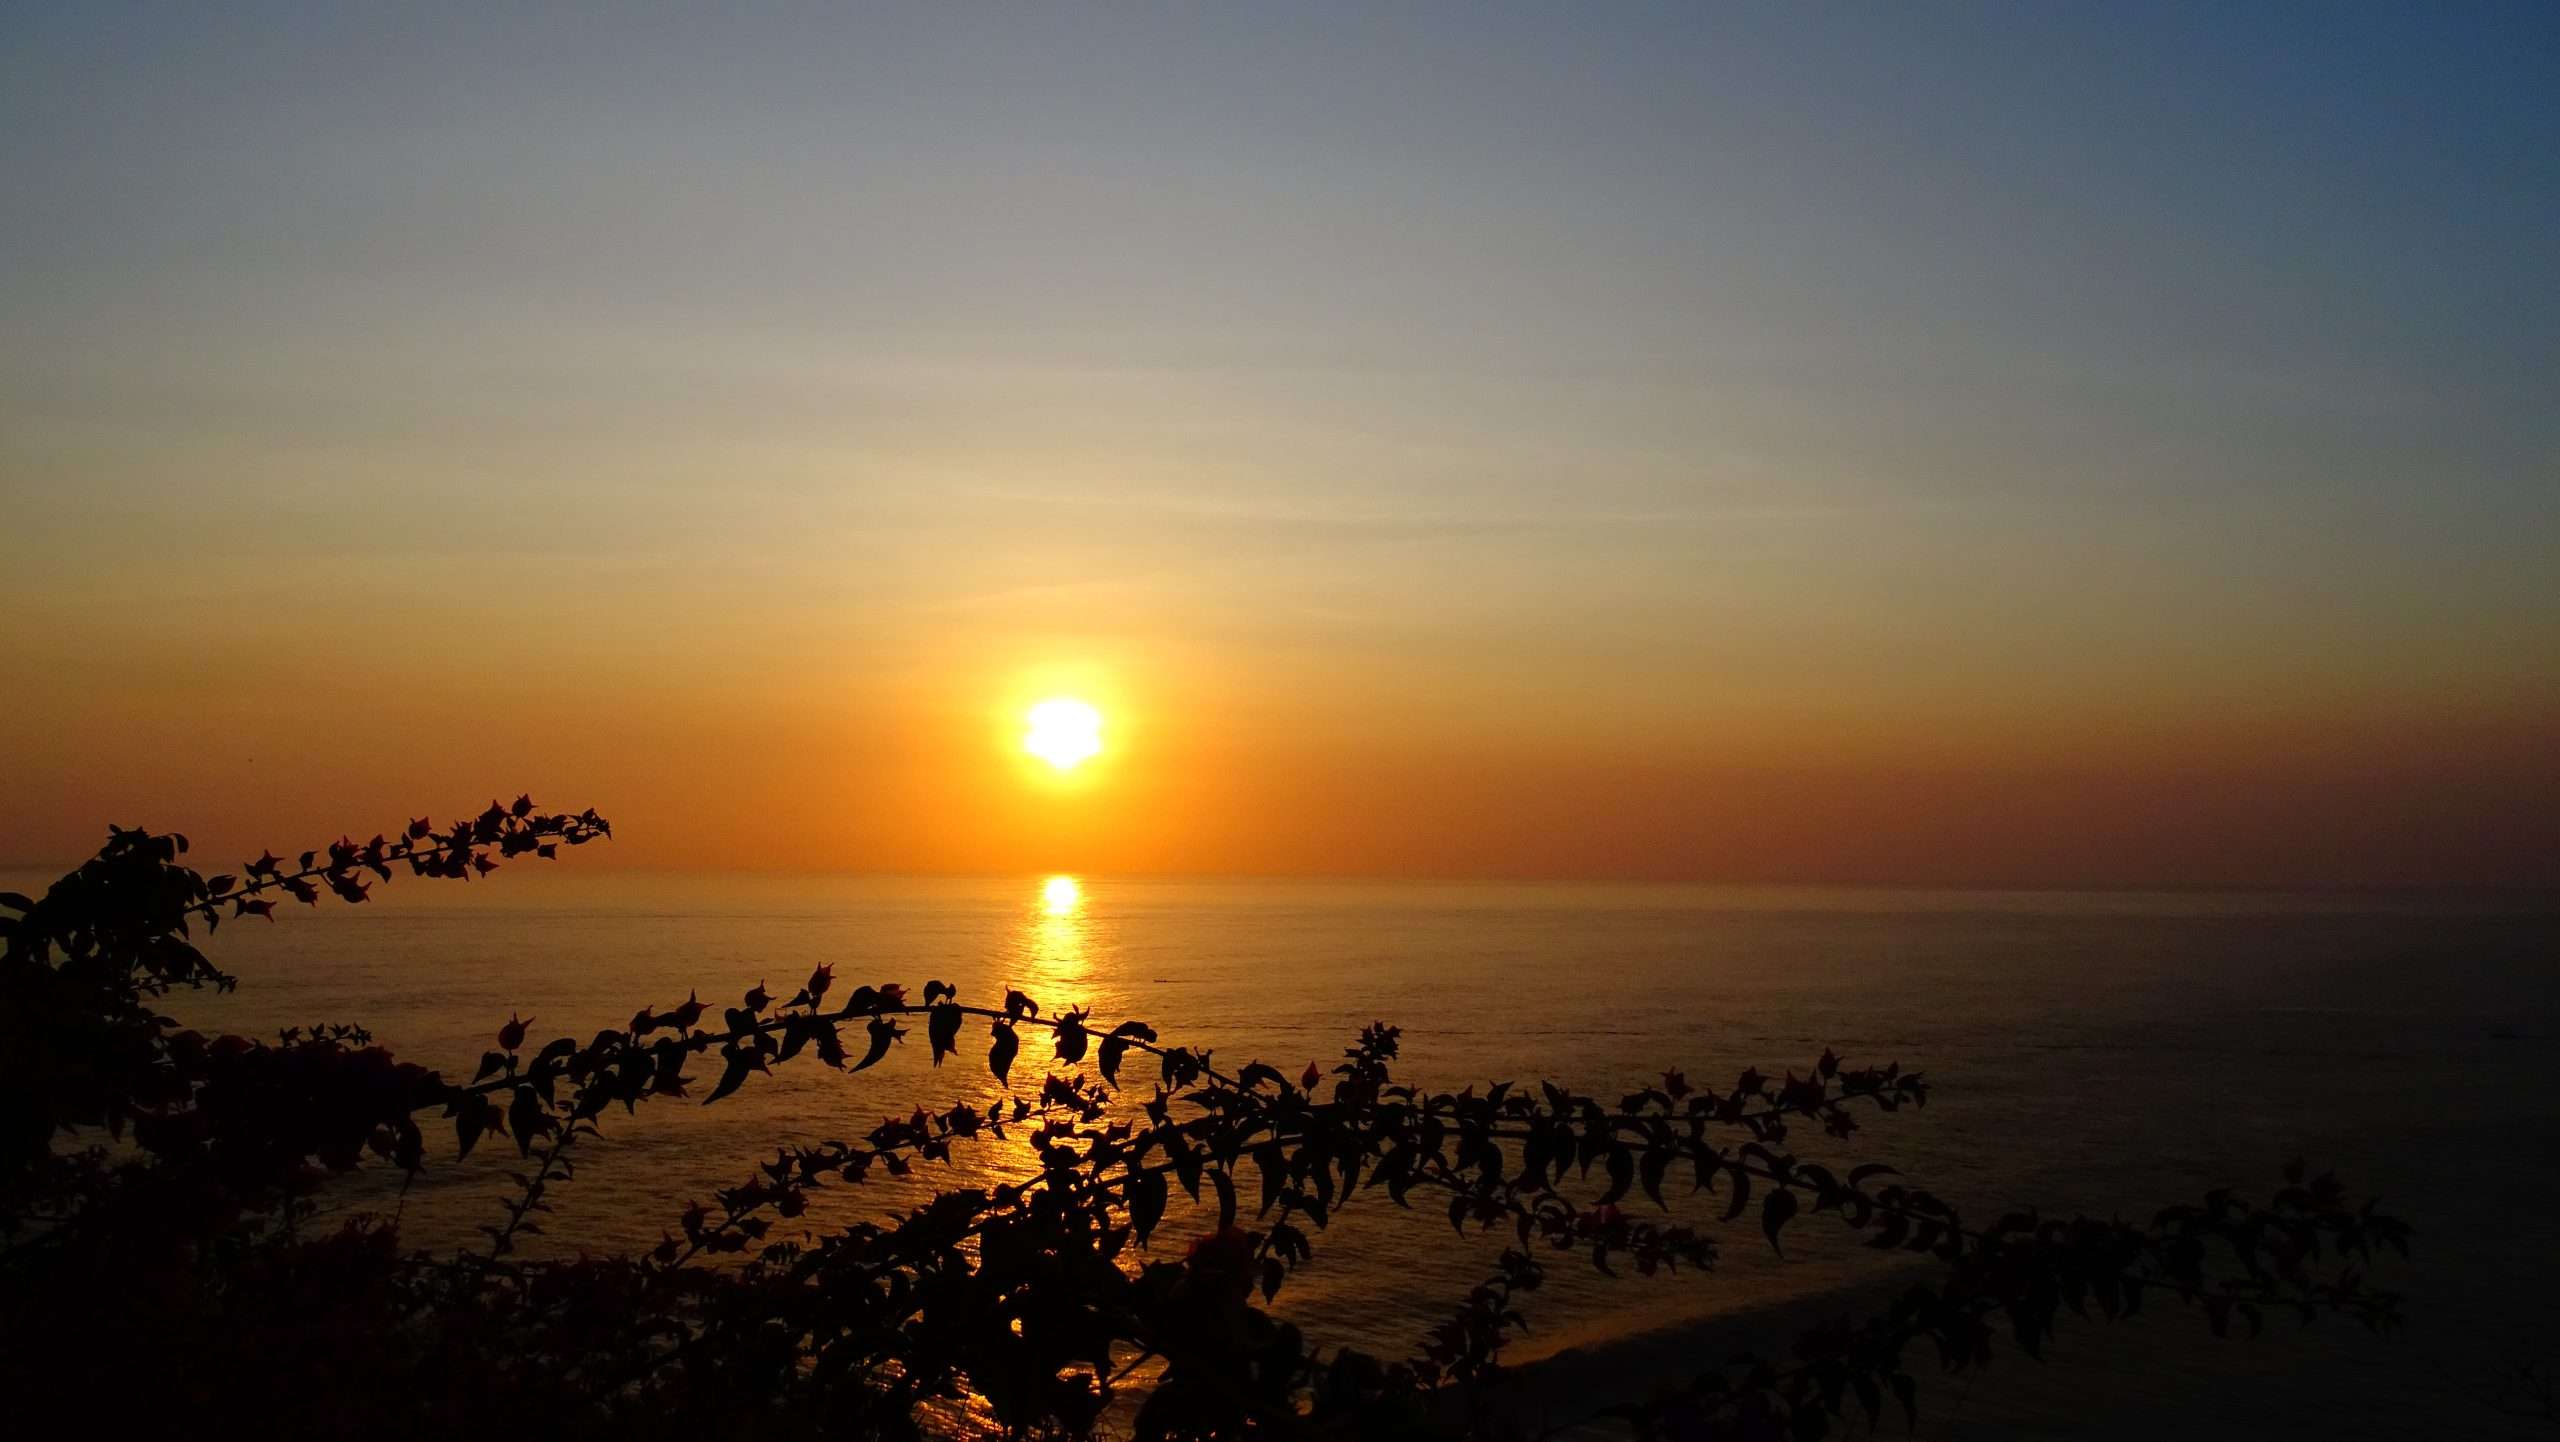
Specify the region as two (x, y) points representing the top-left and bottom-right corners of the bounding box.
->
(7, 855), (2550, 902)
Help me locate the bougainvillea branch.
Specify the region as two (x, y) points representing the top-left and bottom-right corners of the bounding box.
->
(0, 805), (2409, 1441)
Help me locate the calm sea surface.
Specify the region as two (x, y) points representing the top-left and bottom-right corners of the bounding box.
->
(33, 870), (2560, 1437)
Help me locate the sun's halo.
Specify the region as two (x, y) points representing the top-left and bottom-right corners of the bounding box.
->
(1023, 697), (1104, 771)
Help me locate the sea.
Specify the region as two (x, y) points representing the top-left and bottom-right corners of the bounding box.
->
(28, 868), (2559, 1438)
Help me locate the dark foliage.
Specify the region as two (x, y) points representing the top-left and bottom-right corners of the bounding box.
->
(0, 802), (2407, 1439)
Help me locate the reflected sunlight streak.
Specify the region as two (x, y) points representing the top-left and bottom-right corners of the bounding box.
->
(1025, 875), (1090, 988)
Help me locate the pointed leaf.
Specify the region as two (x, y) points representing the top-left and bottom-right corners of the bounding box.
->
(855, 1017), (899, 1071)
(704, 1049), (752, 1105)
(988, 1023), (1020, 1087)
(1211, 1167), (1238, 1231)
(1761, 1187), (1798, 1256)
(927, 1003), (962, 1065)
(1129, 1169), (1168, 1244)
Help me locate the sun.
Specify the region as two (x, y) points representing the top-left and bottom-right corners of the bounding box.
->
(1023, 697), (1104, 771)
(1041, 874), (1083, 915)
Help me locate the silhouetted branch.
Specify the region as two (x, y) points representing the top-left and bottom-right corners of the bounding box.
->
(0, 804), (2413, 1441)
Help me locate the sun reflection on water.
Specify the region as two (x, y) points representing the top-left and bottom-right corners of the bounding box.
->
(1022, 875), (1090, 991)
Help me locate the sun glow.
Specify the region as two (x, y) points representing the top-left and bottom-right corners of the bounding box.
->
(1041, 874), (1083, 915)
(1023, 698), (1104, 771)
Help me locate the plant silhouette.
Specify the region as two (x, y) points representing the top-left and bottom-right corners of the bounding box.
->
(0, 801), (2408, 1439)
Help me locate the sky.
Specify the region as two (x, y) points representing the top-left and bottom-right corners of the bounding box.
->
(3, 3), (2555, 886)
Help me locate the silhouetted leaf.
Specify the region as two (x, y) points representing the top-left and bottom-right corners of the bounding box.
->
(1254, 1144), (1285, 1216)
(1761, 1188), (1798, 1256)
(855, 1017), (899, 1071)
(705, 1048), (751, 1105)
(508, 1086), (546, 1157)
(1166, 1132), (1202, 1199)
(1600, 1144), (1634, 1206)
(1098, 1021), (1154, 1088)
(988, 1023), (1019, 1087)
(927, 1003), (962, 1065)
(1129, 1169), (1167, 1244)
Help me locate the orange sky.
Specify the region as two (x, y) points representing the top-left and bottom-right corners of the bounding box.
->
(7, 578), (2553, 886)
(4, 8), (2556, 887)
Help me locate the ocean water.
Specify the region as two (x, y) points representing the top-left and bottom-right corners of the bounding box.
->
(34, 869), (2560, 1437)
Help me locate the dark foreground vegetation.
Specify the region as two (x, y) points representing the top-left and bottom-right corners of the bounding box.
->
(0, 800), (2407, 1438)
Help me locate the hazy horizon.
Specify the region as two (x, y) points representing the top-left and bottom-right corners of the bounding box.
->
(6, 4), (2555, 887)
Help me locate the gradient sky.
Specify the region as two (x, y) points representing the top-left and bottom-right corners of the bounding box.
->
(4, 3), (2555, 886)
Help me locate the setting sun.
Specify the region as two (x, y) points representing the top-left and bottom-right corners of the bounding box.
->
(1041, 874), (1083, 914)
(1023, 698), (1104, 771)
